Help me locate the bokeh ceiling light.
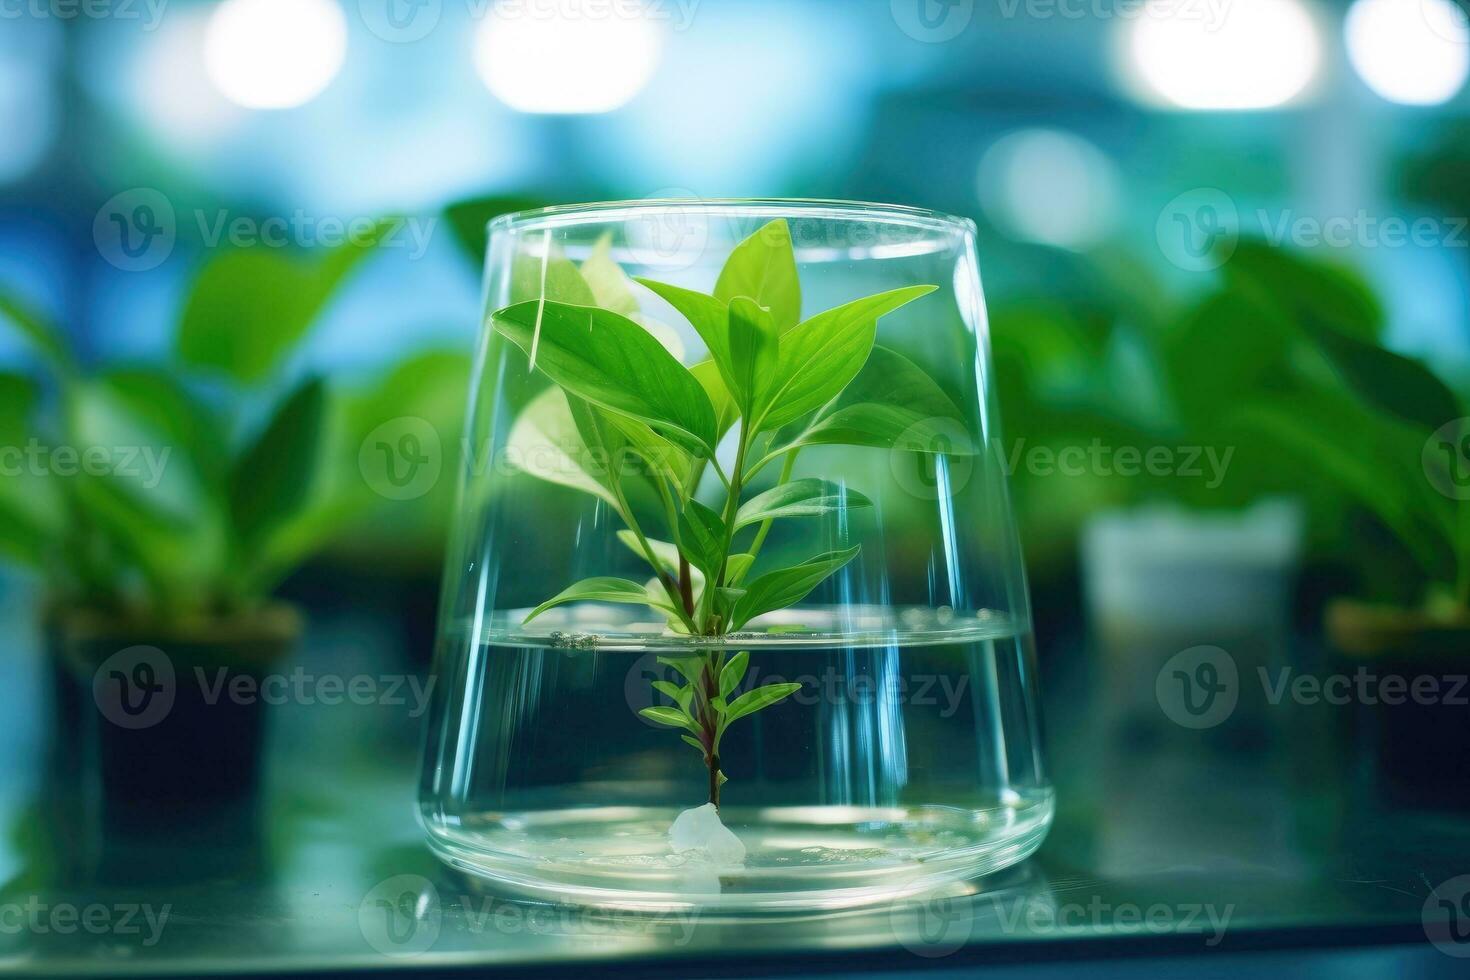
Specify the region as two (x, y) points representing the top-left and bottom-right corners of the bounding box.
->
(205, 0), (348, 109)
(1345, 0), (1470, 105)
(977, 129), (1121, 251)
(474, 0), (663, 114)
(1125, 0), (1321, 109)
(133, 9), (240, 146)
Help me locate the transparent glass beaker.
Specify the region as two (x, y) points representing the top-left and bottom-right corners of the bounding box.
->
(419, 199), (1052, 912)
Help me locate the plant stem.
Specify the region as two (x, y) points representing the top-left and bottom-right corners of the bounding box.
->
(712, 424), (751, 601)
(612, 484), (696, 634)
(678, 554), (695, 617)
(734, 449), (800, 587)
(700, 652), (723, 808)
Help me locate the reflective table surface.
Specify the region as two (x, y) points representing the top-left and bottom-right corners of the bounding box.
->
(3, 596), (1469, 978)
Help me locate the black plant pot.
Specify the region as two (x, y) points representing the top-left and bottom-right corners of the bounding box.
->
(1326, 599), (1470, 810)
(55, 604), (300, 834)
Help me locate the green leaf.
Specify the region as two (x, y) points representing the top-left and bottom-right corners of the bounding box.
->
(731, 546), (860, 630)
(1299, 320), (1460, 433)
(603, 411), (694, 497)
(525, 576), (659, 622)
(505, 386), (618, 507)
(178, 230), (384, 383)
(0, 372), (61, 567)
(735, 478), (871, 529)
(580, 233), (639, 315)
(724, 552), (755, 585)
(630, 313), (686, 362)
(64, 377), (226, 603)
(491, 300), (717, 455)
(680, 734), (706, 754)
(756, 286), (936, 432)
(727, 296), (779, 414)
(104, 367), (231, 491)
(658, 654), (705, 685)
(511, 242), (597, 306)
(1224, 239), (1384, 342)
(714, 219), (801, 333)
(67, 377), (212, 529)
(618, 530), (686, 577)
(691, 360), (738, 442)
(1164, 290), (1294, 431)
(786, 346), (977, 454)
(651, 679), (694, 714)
(718, 651), (749, 698)
(443, 194), (548, 267)
(0, 289), (70, 372)
(230, 377), (326, 559)
(639, 706), (696, 731)
(1230, 385), (1451, 581)
(714, 586), (745, 620)
(678, 498), (727, 574)
(636, 279), (736, 393)
(723, 682), (802, 724)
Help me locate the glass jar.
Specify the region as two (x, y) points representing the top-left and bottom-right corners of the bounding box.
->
(418, 199), (1052, 912)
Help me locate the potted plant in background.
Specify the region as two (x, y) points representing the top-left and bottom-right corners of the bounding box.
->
(1222, 243), (1470, 807)
(0, 227), (468, 831)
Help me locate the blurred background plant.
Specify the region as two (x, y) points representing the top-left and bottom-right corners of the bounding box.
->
(0, 231), (469, 628)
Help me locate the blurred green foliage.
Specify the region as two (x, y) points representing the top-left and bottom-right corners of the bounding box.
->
(993, 239), (1463, 610)
(0, 228), (468, 625)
